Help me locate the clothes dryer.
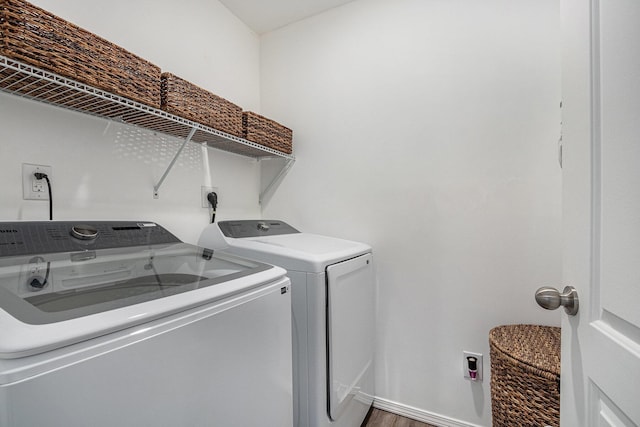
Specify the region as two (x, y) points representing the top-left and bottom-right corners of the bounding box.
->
(199, 220), (375, 427)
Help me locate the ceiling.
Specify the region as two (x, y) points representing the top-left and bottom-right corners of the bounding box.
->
(218, 0), (357, 34)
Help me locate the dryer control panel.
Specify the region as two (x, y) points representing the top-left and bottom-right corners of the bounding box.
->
(218, 220), (299, 238)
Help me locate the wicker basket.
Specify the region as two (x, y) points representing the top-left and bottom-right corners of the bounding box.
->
(160, 73), (243, 137)
(242, 111), (293, 154)
(489, 325), (560, 427)
(0, 0), (161, 107)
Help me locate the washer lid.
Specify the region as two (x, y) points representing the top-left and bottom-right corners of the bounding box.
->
(0, 221), (285, 358)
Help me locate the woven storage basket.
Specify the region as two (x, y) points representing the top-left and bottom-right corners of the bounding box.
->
(0, 0), (161, 107)
(242, 111), (293, 154)
(489, 324), (560, 427)
(161, 73), (243, 137)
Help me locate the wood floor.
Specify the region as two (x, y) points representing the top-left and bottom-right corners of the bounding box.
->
(362, 408), (437, 427)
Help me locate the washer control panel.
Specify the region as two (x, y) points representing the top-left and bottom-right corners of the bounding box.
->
(218, 220), (299, 238)
(0, 221), (180, 257)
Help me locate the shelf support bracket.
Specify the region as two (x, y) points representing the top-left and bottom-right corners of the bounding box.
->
(153, 126), (197, 199)
(259, 158), (295, 205)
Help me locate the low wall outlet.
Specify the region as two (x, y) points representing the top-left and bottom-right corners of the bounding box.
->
(22, 163), (52, 200)
(463, 351), (483, 382)
(201, 186), (219, 208)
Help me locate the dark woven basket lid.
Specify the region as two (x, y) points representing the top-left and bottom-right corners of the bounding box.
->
(489, 324), (560, 377)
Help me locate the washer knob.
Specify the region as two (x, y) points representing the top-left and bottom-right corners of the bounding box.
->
(71, 224), (98, 240)
(257, 222), (270, 232)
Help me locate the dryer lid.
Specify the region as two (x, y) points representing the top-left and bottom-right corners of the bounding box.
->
(201, 221), (371, 272)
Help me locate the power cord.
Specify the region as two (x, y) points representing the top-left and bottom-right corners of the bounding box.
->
(207, 191), (218, 223)
(34, 172), (52, 220)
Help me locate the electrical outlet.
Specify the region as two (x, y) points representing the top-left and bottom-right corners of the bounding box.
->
(201, 186), (219, 208)
(463, 351), (483, 381)
(22, 163), (52, 200)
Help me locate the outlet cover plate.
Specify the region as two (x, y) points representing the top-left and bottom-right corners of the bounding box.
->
(463, 351), (483, 382)
(201, 186), (219, 208)
(22, 163), (52, 200)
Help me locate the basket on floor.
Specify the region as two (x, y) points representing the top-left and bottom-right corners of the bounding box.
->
(242, 111), (293, 154)
(161, 73), (243, 137)
(0, 0), (161, 107)
(489, 324), (560, 427)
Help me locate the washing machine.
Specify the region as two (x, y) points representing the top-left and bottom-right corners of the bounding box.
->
(199, 220), (375, 427)
(0, 221), (293, 427)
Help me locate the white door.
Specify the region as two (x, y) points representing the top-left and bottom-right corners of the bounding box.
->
(561, 0), (640, 425)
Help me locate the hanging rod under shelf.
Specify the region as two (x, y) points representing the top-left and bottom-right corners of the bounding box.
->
(0, 55), (294, 161)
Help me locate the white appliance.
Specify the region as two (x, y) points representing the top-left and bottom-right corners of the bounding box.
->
(199, 220), (375, 427)
(0, 221), (293, 427)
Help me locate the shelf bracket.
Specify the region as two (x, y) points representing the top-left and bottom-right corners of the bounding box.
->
(259, 158), (295, 205)
(153, 126), (197, 199)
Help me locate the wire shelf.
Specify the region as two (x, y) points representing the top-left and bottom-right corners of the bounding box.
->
(0, 55), (294, 160)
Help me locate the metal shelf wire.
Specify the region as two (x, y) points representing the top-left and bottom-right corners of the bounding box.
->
(0, 55), (294, 160)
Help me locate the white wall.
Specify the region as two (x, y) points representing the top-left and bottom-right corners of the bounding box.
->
(260, 0), (562, 425)
(0, 0), (262, 243)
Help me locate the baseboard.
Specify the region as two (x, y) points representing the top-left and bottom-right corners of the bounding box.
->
(372, 397), (486, 427)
